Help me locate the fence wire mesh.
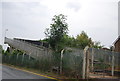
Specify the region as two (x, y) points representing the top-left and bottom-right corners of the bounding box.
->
(2, 47), (120, 79)
(2, 48), (84, 78)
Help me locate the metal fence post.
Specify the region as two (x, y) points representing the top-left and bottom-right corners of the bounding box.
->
(16, 53), (19, 65)
(22, 53), (25, 64)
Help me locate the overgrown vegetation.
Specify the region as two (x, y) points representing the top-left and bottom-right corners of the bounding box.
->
(2, 49), (49, 70)
(44, 14), (103, 52)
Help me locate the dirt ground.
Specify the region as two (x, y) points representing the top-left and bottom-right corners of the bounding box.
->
(89, 72), (119, 79)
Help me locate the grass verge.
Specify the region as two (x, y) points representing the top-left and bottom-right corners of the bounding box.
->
(2, 63), (68, 80)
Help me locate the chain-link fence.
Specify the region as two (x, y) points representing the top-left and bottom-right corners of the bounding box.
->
(2, 48), (84, 78)
(62, 48), (83, 78)
(2, 47), (120, 79)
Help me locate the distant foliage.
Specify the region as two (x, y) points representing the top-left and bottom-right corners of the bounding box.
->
(60, 31), (103, 49)
(76, 31), (94, 49)
(75, 31), (103, 49)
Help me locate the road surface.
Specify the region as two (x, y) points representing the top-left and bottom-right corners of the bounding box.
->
(2, 65), (56, 81)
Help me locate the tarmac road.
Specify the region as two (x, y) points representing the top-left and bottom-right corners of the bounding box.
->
(2, 65), (56, 81)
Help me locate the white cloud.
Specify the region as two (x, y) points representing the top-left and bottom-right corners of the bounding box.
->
(66, 0), (81, 12)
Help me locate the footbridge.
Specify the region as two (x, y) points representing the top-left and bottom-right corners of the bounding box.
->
(4, 37), (53, 60)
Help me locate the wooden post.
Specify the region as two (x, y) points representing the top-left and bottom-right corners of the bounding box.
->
(82, 46), (89, 79)
(112, 53), (114, 76)
(60, 49), (64, 74)
(111, 47), (115, 76)
(91, 48), (94, 72)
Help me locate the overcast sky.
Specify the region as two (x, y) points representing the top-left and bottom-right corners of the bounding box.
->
(0, 0), (120, 48)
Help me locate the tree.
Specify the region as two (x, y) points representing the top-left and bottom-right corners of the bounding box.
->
(75, 31), (104, 49)
(76, 31), (94, 49)
(62, 35), (76, 47)
(45, 14), (68, 51)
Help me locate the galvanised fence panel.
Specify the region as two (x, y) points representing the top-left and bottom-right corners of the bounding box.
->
(89, 48), (120, 77)
(62, 49), (84, 78)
